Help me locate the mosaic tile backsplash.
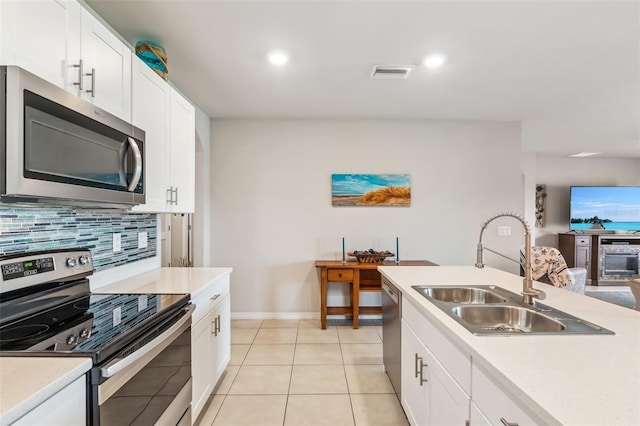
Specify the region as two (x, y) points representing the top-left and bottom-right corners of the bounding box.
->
(0, 206), (157, 272)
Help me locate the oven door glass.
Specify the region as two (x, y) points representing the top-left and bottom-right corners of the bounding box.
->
(93, 309), (192, 425)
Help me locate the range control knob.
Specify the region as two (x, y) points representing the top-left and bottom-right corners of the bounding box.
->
(79, 329), (90, 338)
(66, 334), (78, 345)
(79, 255), (91, 265)
(66, 257), (77, 268)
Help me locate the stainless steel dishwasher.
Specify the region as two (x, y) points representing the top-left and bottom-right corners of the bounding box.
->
(382, 277), (401, 399)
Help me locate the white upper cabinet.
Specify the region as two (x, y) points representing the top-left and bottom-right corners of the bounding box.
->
(79, 7), (131, 121)
(168, 88), (195, 213)
(0, 0), (81, 91)
(131, 56), (171, 213)
(131, 57), (195, 214)
(0, 0), (131, 121)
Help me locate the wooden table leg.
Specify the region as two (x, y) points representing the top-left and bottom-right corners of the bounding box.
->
(320, 268), (328, 329)
(353, 269), (360, 329)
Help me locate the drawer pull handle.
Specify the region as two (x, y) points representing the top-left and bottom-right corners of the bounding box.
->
(500, 418), (518, 426)
(338, 273), (343, 277)
(211, 294), (221, 301)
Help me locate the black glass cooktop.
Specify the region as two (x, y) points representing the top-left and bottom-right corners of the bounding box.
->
(0, 291), (189, 362)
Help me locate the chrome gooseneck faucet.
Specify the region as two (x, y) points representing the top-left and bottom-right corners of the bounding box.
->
(475, 212), (545, 305)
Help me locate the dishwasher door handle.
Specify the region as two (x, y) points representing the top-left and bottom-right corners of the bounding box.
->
(382, 281), (399, 304)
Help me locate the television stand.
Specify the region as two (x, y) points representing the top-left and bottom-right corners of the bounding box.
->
(559, 233), (640, 285)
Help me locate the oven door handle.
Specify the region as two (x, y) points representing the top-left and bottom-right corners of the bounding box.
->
(100, 304), (194, 379)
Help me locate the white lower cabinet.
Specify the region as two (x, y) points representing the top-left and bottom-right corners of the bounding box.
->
(190, 275), (231, 423)
(401, 319), (470, 426)
(13, 375), (86, 426)
(401, 298), (546, 426)
(401, 321), (430, 425)
(471, 363), (544, 426)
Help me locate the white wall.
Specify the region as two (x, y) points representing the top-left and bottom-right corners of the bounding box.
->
(192, 106), (211, 266)
(210, 119), (525, 317)
(534, 157), (640, 247)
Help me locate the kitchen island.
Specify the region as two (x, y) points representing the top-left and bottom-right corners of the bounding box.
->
(379, 265), (640, 425)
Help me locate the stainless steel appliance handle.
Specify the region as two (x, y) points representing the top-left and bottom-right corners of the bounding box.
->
(126, 137), (143, 192)
(382, 281), (399, 304)
(100, 304), (194, 378)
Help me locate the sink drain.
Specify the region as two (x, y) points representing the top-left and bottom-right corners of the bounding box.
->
(482, 325), (525, 333)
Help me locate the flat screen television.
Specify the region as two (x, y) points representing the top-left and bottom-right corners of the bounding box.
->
(569, 186), (640, 231)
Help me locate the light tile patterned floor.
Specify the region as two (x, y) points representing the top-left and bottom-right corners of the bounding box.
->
(196, 319), (409, 426)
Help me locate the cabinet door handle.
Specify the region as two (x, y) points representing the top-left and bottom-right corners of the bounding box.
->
(85, 68), (96, 97)
(72, 60), (84, 90)
(174, 187), (178, 205)
(212, 316), (218, 336)
(212, 314), (221, 336)
(500, 418), (518, 426)
(414, 353), (421, 378)
(418, 359), (428, 386)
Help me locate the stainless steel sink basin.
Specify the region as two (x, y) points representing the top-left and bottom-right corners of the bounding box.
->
(451, 305), (565, 333)
(415, 286), (507, 304)
(411, 285), (614, 336)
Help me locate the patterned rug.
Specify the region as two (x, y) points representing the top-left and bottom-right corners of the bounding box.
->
(585, 290), (637, 310)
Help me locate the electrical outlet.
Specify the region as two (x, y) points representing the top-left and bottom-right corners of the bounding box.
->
(138, 295), (148, 312)
(113, 307), (122, 326)
(497, 226), (511, 236)
(113, 233), (122, 252)
(138, 232), (148, 249)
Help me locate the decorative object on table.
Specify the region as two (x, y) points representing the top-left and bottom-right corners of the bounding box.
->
(331, 174), (411, 206)
(395, 237), (399, 263)
(135, 40), (169, 80)
(535, 184), (547, 228)
(341, 237), (346, 263)
(348, 249), (395, 263)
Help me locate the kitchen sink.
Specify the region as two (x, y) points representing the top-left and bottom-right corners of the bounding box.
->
(451, 305), (565, 333)
(414, 286), (507, 304)
(412, 285), (614, 336)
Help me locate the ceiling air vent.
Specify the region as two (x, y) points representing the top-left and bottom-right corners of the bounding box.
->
(370, 64), (415, 79)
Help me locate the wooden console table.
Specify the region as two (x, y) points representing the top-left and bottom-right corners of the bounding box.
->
(315, 260), (435, 329)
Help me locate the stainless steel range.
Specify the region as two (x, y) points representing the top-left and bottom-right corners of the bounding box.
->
(0, 249), (193, 425)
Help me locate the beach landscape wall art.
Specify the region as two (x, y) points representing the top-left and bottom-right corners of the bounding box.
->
(331, 174), (411, 206)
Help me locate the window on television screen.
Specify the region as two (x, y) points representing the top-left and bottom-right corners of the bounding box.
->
(570, 186), (640, 231)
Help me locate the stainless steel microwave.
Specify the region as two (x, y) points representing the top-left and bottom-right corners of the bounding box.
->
(1, 66), (145, 208)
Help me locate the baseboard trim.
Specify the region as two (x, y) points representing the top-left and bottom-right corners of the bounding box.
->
(230, 312), (383, 320)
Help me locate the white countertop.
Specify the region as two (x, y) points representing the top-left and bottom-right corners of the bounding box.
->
(92, 267), (233, 298)
(378, 265), (640, 426)
(0, 357), (92, 426)
(0, 267), (231, 426)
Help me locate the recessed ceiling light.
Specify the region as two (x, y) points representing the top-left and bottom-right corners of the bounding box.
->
(569, 152), (600, 158)
(423, 54), (446, 69)
(267, 51), (288, 65)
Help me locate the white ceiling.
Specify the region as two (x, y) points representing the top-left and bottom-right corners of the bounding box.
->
(86, 0), (640, 159)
